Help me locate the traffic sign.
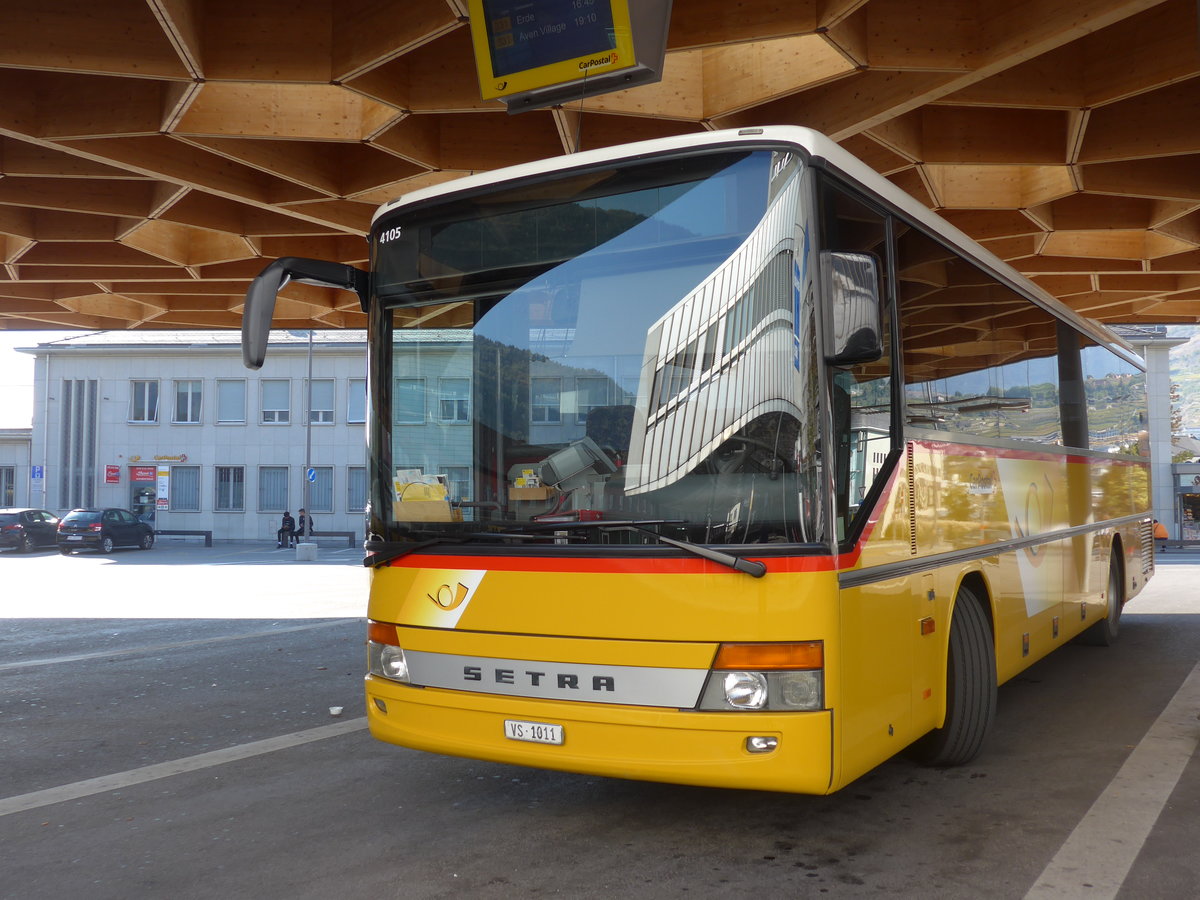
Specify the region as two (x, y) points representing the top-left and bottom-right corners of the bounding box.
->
(306, 467), (316, 482)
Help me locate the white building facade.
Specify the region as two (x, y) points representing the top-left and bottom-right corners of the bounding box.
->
(0, 427), (33, 507)
(21, 331), (368, 542)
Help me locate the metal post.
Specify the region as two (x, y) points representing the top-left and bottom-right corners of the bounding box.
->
(304, 328), (313, 525)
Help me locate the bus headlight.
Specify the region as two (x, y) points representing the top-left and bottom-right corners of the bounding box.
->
(366, 621), (410, 684)
(697, 642), (824, 711)
(367, 641), (410, 683)
(775, 670), (822, 709)
(724, 672), (768, 709)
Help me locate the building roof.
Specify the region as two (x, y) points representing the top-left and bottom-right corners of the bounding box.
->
(1, 1), (1198, 332)
(17, 330), (369, 354)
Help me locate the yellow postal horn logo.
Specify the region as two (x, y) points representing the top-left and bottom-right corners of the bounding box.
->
(428, 582), (470, 610)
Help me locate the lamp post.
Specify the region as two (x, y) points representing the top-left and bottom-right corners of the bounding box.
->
(304, 328), (313, 523)
(289, 329), (314, 532)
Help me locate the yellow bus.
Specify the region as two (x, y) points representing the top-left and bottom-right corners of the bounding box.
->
(243, 127), (1154, 794)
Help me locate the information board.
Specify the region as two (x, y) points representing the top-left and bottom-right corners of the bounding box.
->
(468, 0), (671, 112)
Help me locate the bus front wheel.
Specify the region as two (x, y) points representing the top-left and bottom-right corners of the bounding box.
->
(909, 584), (997, 767)
(1078, 553), (1123, 647)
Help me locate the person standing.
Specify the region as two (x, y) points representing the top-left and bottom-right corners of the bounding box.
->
(1153, 519), (1169, 553)
(295, 508), (315, 541)
(277, 511), (296, 548)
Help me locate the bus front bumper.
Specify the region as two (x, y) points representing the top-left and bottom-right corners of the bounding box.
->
(365, 675), (835, 794)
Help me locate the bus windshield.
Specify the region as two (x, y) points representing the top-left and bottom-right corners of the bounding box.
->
(371, 147), (825, 546)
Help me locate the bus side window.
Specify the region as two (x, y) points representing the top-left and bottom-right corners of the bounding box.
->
(819, 177), (894, 540)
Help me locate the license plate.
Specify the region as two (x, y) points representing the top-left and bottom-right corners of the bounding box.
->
(504, 719), (564, 745)
(67, 535), (82, 541)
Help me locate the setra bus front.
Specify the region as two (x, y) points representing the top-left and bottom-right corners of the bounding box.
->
(353, 132), (886, 795)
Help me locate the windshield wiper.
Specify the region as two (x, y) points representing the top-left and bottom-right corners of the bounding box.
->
(363, 537), (466, 568)
(523, 519), (766, 577)
(363, 528), (570, 566)
(365, 521), (768, 578)
(605, 525), (767, 578)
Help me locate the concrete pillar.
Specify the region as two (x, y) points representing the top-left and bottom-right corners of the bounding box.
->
(1128, 334), (1186, 537)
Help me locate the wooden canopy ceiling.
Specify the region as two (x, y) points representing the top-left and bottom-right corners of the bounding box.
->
(2, 0), (1199, 333)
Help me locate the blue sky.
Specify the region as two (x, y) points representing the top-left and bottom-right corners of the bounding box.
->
(0, 331), (78, 428)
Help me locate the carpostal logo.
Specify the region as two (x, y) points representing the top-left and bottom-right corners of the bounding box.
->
(428, 582), (470, 611)
(411, 570), (486, 628)
(579, 51), (618, 71)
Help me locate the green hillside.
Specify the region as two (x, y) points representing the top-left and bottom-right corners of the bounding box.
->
(1168, 327), (1200, 433)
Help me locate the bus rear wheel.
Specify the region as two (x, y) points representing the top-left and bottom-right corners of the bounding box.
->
(909, 584), (997, 767)
(1078, 553), (1123, 647)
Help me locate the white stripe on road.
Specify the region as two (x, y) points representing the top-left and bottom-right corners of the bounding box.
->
(0, 619), (360, 671)
(0, 718), (368, 818)
(1025, 661), (1200, 899)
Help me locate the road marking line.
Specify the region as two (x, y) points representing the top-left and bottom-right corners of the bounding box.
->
(0, 718), (368, 818)
(0, 619), (361, 671)
(1024, 661), (1200, 899)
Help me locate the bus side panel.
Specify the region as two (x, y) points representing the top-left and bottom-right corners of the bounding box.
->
(835, 576), (921, 785)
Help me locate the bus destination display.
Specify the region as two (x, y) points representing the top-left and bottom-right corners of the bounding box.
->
(473, 0), (636, 99)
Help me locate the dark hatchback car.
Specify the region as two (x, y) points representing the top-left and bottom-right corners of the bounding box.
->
(0, 508), (61, 553)
(57, 508), (155, 554)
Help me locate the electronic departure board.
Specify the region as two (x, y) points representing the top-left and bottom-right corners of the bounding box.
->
(468, 0), (672, 113)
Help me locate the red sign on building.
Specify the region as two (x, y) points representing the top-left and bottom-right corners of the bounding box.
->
(130, 465), (156, 481)
(105, 465), (121, 484)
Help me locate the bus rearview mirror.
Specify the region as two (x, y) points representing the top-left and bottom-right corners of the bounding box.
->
(241, 257), (369, 369)
(822, 250), (883, 367)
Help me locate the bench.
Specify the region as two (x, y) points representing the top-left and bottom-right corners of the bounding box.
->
(155, 529), (213, 547)
(274, 531), (358, 548)
(1159, 539), (1198, 551)
(305, 531), (357, 548)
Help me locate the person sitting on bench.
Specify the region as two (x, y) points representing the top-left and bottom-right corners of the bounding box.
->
(295, 508), (315, 542)
(277, 511), (296, 548)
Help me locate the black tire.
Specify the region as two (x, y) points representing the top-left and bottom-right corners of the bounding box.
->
(1078, 553), (1123, 647)
(19, 534), (34, 553)
(59, 547), (72, 555)
(139, 533), (154, 550)
(100, 535), (114, 554)
(909, 584), (997, 767)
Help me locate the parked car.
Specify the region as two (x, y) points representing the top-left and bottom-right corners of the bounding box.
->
(57, 508), (155, 554)
(0, 508), (61, 553)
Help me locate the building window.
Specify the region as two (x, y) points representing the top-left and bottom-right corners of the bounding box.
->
(215, 466), (245, 511)
(0, 466), (13, 506)
(310, 466), (334, 512)
(531, 377), (561, 424)
(258, 466), (288, 511)
(347, 466), (367, 511)
(309, 379), (334, 424)
(575, 377), (610, 425)
(439, 378), (470, 423)
(261, 380), (290, 424)
(170, 466), (201, 511)
(61, 378), (98, 509)
(173, 380), (202, 424)
(217, 380), (246, 424)
(393, 377), (425, 424)
(443, 466), (470, 502)
(348, 379), (366, 424)
(130, 380), (159, 423)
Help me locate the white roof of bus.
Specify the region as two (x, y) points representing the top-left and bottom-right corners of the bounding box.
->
(371, 126), (1138, 365)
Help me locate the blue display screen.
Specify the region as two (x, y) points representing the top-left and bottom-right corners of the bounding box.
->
(483, 0), (618, 77)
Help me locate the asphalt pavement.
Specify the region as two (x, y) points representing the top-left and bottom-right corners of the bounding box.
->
(1, 541), (1197, 899)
